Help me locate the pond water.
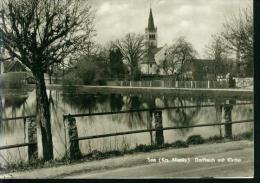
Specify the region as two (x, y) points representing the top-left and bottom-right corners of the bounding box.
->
(0, 89), (253, 165)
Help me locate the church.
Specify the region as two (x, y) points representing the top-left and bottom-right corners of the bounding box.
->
(140, 7), (217, 81)
(140, 8), (167, 75)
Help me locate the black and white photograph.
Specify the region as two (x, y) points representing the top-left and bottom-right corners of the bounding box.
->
(0, 0), (254, 179)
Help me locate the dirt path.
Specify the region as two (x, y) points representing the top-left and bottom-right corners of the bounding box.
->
(0, 140), (253, 179)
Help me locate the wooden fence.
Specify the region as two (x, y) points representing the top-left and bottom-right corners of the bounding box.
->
(63, 102), (253, 160)
(0, 115), (37, 162)
(0, 102), (253, 161)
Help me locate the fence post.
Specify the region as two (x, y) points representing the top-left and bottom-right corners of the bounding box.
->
(215, 103), (223, 138)
(120, 81), (123, 87)
(150, 81), (152, 87)
(208, 80), (210, 88)
(63, 115), (68, 159)
(65, 115), (82, 160)
(191, 81), (193, 88)
(154, 110), (164, 146)
(223, 101), (233, 139)
(23, 117), (26, 143)
(147, 110), (154, 145)
(175, 80), (178, 88)
(130, 81), (132, 87)
(27, 117), (38, 162)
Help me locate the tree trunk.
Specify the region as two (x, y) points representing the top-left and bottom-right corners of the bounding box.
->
(49, 73), (52, 84)
(35, 72), (54, 161)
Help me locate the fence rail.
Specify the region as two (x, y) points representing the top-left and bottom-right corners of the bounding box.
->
(1, 115), (35, 122)
(73, 119), (253, 141)
(0, 142), (36, 150)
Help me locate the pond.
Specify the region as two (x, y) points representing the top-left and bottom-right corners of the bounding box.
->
(0, 89), (253, 165)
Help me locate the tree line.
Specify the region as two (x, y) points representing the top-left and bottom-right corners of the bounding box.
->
(64, 4), (253, 85)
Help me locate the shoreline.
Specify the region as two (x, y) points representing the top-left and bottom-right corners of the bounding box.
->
(0, 84), (252, 99)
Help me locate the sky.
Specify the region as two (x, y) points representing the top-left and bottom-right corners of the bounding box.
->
(88, 0), (252, 58)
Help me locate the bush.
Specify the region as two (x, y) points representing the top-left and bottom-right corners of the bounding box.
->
(95, 78), (107, 86)
(75, 56), (108, 85)
(186, 135), (204, 145)
(163, 143), (172, 148)
(172, 140), (188, 148)
(104, 150), (123, 157)
(84, 150), (103, 160)
(207, 135), (224, 143)
(240, 132), (253, 139)
(135, 144), (157, 152)
(62, 72), (83, 92)
(232, 132), (253, 141)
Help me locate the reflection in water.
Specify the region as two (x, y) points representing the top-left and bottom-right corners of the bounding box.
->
(62, 93), (108, 114)
(0, 89), (254, 165)
(110, 94), (124, 112)
(160, 96), (202, 135)
(120, 96), (148, 128)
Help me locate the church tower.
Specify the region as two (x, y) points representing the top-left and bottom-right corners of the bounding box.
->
(145, 8), (157, 49)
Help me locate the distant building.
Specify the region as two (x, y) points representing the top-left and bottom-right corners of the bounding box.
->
(3, 60), (30, 73)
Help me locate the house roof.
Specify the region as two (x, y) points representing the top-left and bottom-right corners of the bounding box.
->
(4, 60), (29, 72)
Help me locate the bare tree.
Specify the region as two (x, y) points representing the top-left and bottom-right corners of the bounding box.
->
(205, 35), (230, 77)
(161, 37), (196, 80)
(115, 33), (146, 80)
(221, 6), (253, 76)
(0, 0), (95, 161)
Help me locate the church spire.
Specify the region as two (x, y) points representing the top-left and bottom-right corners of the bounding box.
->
(148, 8), (155, 31)
(145, 0), (157, 49)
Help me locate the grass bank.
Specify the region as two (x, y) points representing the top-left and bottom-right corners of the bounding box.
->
(0, 131), (253, 174)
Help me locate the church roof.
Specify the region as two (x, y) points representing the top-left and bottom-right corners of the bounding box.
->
(148, 8), (155, 31)
(142, 47), (163, 64)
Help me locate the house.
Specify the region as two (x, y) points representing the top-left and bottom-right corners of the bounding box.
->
(3, 60), (30, 73)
